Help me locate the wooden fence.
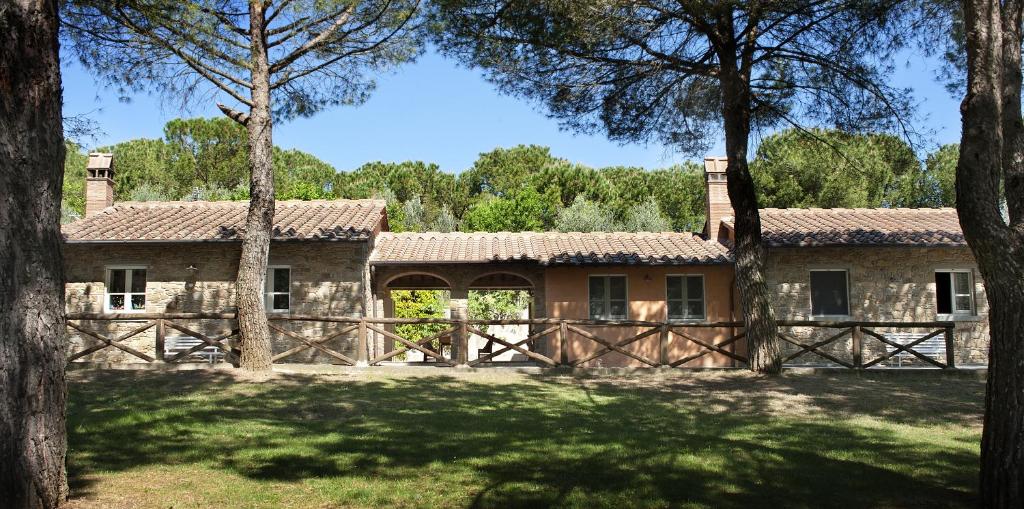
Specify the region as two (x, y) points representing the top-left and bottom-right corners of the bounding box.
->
(64, 313), (958, 369)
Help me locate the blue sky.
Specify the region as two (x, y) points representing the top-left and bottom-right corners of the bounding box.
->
(62, 49), (962, 173)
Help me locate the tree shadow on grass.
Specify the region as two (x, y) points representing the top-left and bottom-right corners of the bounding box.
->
(66, 369), (982, 508)
(550, 370), (986, 427)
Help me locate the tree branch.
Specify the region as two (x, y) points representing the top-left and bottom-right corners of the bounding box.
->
(266, 6), (342, 39)
(271, 1), (421, 87)
(218, 103), (250, 125)
(198, 6), (250, 37)
(110, 6), (254, 107)
(765, 48), (913, 141)
(145, 13), (252, 69)
(266, 0), (298, 26)
(269, 4), (357, 73)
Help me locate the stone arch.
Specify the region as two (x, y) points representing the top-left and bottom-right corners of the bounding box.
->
(468, 271), (536, 290)
(383, 271), (452, 290)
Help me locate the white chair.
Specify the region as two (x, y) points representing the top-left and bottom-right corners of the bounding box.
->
(884, 332), (946, 367)
(164, 336), (224, 363)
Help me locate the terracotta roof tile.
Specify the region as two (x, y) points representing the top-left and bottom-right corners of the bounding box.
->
(370, 232), (732, 265)
(722, 208), (965, 247)
(62, 199), (386, 242)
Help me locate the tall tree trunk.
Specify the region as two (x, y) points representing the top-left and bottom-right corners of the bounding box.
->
(960, 0), (1024, 505)
(717, 34), (782, 374)
(0, 1), (69, 507)
(235, 1), (275, 371)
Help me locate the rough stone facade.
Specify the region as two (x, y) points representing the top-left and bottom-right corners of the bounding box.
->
(766, 246), (989, 365)
(64, 240), (991, 368)
(64, 241), (370, 364)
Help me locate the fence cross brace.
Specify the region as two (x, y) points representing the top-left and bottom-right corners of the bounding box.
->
(269, 323), (359, 363)
(66, 320), (157, 362)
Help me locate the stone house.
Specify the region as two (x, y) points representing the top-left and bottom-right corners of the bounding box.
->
(63, 153), (988, 366)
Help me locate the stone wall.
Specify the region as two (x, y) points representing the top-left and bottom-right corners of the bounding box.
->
(766, 246), (989, 366)
(64, 241), (370, 364)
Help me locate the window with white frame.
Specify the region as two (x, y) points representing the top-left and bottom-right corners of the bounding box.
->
(810, 269), (850, 317)
(105, 267), (147, 312)
(667, 275), (705, 320)
(935, 270), (975, 315)
(588, 275), (627, 320)
(265, 266), (291, 312)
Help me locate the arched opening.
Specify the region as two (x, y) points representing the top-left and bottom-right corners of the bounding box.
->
(384, 272), (452, 363)
(467, 272), (536, 363)
(385, 272), (451, 290)
(468, 272), (534, 289)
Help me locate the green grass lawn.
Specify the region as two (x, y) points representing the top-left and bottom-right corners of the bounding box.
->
(65, 368), (984, 508)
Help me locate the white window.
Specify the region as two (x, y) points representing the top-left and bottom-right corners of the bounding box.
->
(105, 267), (147, 313)
(810, 269), (850, 317)
(936, 270), (975, 315)
(667, 275), (706, 320)
(265, 266), (291, 312)
(589, 275), (627, 320)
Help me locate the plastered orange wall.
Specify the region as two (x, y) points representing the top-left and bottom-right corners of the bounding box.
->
(543, 265), (743, 367)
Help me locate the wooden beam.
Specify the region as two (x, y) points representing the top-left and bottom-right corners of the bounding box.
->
(162, 321), (239, 364)
(559, 321), (569, 366)
(668, 329), (748, 366)
(469, 325), (559, 366)
(367, 326), (455, 364)
(466, 326), (557, 366)
(155, 319), (166, 362)
(777, 332), (855, 369)
(851, 325), (862, 369)
(63, 313), (956, 330)
(567, 325), (660, 367)
(67, 321), (156, 362)
(270, 324), (359, 363)
(357, 320), (368, 365)
(658, 324), (670, 366)
(455, 321), (469, 366)
(782, 327), (852, 363)
(366, 324), (455, 365)
(861, 328), (947, 368)
(67, 312), (237, 320)
(944, 326), (957, 369)
(67, 320), (156, 362)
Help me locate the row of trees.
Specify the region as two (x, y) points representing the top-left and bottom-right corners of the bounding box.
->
(61, 128), (709, 231)
(61, 120), (340, 218)
(752, 130), (959, 209)
(63, 118), (960, 231)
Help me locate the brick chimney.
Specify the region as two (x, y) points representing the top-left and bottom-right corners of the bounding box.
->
(703, 156), (732, 242)
(85, 152), (115, 218)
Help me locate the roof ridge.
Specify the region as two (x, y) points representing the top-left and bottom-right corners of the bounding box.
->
(753, 206), (964, 247)
(379, 230), (702, 238)
(371, 229), (732, 265)
(760, 206), (957, 214)
(63, 198), (386, 242)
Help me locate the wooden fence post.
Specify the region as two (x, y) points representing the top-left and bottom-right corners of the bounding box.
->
(559, 320), (569, 366)
(659, 324), (670, 367)
(357, 320), (368, 366)
(155, 318), (166, 362)
(456, 320), (469, 366)
(851, 325), (862, 369)
(944, 326), (956, 369)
